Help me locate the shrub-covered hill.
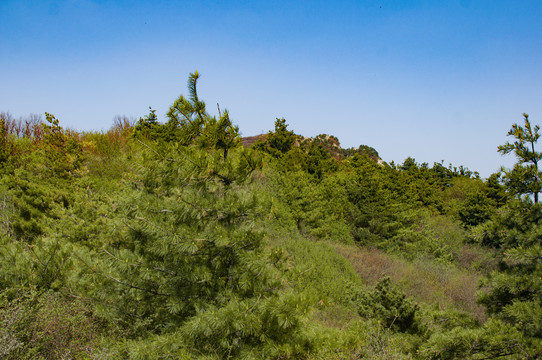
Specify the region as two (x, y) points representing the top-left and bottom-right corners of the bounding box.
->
(242, 131), (380, 161)
(0, 73), (541, 359)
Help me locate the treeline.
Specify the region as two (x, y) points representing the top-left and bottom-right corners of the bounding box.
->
(0, 73), (541, 359)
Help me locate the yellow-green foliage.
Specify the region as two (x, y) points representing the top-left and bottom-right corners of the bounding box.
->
(40, 113), (82, 176)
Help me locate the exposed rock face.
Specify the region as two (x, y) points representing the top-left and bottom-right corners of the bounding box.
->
(241, 134), (266, 148)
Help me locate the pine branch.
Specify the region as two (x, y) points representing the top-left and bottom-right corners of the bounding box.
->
(73, 251), (171, 297)
(39, 238), (61, 284)
(103, 249), (179, 277)
(212, 170), (232, 185)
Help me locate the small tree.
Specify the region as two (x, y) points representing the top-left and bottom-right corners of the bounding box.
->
(267, 118), (295, 155)
(41, 113), (82, 176)
(498, 113), (542, 203)
(166, 71), (240, 158)
(133, 107), (160, 140)
(253, 118), (296, 158)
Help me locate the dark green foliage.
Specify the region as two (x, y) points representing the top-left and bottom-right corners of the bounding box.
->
(343, 156), (433, 252)
(311, 133), (340, 148)
(498, 113), (542, 203)
(132, 107), (161, 140)
(478, 245), (542, 333)
(352, 277), (420, 334)
(486, 172), (510, 206)
(88, 155), (276, 328)
(63, 74), (313, 358)
(457, 190), (496, 227)
(90, 148), (261, 323)
(1, 174), (54, 241)
(266, 117), (296, 154)
(254, 117), (297, 157)
(470, 201), (542, 356)
(469, 199), (542, 248)
(304, 141), (339, 179)
(165, 71), (208, 145)
(341, 144), (380, 159)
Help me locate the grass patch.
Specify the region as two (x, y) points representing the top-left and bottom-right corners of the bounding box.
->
(332, 243), (487, 322)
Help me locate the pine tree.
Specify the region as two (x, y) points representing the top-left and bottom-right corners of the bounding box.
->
(498, 113), (542, 203)
(166, 71), (240, 157)
(76, 74), (292, 350)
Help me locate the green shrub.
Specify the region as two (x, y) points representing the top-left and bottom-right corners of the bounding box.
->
(353, 277), (421, 334)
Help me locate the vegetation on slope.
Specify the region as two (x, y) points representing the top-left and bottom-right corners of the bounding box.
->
(1, 73), (541, 359)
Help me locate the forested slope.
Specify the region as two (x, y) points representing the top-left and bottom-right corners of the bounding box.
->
(1, 73), (541, 359)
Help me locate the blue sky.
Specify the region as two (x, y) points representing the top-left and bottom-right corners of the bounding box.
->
(1, 0), (541, 177)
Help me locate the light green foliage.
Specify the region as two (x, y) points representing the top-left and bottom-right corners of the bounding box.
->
(165, 71), (208, 144)
(198, 108), (240, 159)
(80, 130), (136, 180)
(0, 172), (87, 295)
(419, 319), (542, 359)
(41, 113), (83, 176)
(273, 233), (361, 304)
(267, 169), (353, 241)
(180, 291), (313, 358)
(134, 72), (241, 160)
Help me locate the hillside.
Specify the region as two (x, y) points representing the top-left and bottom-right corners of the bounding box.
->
(0, 74), (541, 359)
(242, 132), (380, 161)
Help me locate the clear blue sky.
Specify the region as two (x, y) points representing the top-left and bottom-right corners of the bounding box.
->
(1, 0), (541, 177)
